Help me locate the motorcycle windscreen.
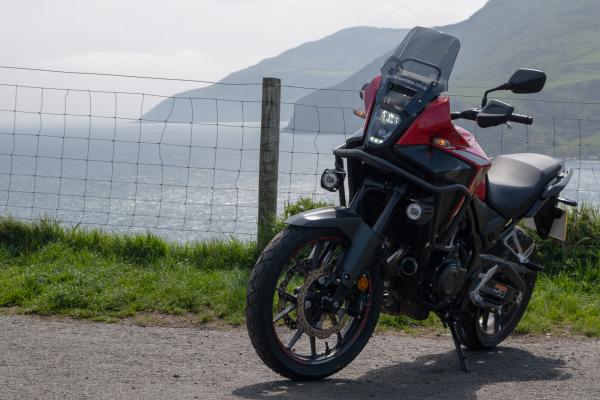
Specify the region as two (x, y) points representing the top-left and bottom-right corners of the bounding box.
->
(381, 27), (460, 93)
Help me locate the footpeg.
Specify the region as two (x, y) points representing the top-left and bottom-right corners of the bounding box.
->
(470, 264), (524, 312)
(470, 266), (502, 312)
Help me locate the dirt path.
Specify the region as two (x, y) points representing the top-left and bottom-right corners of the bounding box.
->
(0, 315), (598, 399)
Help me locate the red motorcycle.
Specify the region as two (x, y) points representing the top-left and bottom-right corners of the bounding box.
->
(246, 27), (575, 380)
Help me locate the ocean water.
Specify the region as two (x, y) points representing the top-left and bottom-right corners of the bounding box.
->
(0, 119), (598, 242)
(0, 120), (347, 241)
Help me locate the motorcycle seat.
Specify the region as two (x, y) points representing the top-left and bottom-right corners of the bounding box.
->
(486, 153), (563, 219)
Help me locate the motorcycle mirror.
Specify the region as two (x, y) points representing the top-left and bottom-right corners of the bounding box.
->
(481, 69), (546, 106)
(507, 69), (546, 94)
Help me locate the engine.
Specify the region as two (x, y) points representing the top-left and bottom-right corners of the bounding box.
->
(382, 246), (468, 320)
(430, 259), (467, 300)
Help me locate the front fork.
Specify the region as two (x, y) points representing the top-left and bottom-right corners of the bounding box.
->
(331, 181), (405, 299)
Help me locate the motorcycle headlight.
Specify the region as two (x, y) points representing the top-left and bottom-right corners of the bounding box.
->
(366, 107), (402, 145)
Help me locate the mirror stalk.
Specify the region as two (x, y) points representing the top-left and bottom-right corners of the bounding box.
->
(481, 83), (511, 107)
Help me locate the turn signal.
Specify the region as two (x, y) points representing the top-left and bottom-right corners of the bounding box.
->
(353, 108), (367, 119)
(431, 137), (451, 147)
(356, 276), (369, 292)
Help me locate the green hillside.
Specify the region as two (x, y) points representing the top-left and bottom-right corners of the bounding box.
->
(291, 0), (600, 151)
(144, 0), (600, 159)
(448, 0), (600, 90)
(144, 27), (408, 122)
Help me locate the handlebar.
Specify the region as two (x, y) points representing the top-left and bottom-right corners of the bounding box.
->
(452, 108), (533, 126)
(451, 109), (478, 121)
(508, 113), (533, 125)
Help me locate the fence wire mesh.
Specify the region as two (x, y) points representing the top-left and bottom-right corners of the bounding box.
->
(1, 71), (599, 242)
(281, 93), (600, 209)
(0, 82), (266, 241)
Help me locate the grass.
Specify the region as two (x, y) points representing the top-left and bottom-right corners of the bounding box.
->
(0, 201), (598, 336)
(519, 205), (600, 336)
(0, 218), (255, 324)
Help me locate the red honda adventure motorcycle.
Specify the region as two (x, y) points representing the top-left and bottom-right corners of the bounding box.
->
(246, 27), (576, 380)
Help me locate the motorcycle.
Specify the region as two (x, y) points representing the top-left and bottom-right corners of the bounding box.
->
(246, 27), (576, 380)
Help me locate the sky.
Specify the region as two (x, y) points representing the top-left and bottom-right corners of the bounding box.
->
(0, 0), (489, 114)
(1, 0), (488, 83)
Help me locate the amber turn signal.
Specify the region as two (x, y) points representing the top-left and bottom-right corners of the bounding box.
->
(356, 275), (369, 291)
(353, 108), (367, 119)
(431, 137), (451, 147)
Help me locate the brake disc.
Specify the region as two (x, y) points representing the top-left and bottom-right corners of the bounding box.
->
(296, 267), (348, 339)
(276, 264), (303, 330)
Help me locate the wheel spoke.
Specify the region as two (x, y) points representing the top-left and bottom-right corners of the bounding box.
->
(481, 311), (489, 331)
(277, 289), (297, 304)
(485, 312), (495, 335)
(328, 313), (338, 327)
(310, 336), (317, 358)
(287, 327), (304, 349)
(273, 303), (297, 323)
(494, 312), (501, 334)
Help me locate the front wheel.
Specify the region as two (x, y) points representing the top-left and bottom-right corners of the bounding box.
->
(245, 227), (382, 381)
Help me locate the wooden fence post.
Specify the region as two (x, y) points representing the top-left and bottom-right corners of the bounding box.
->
(257, 77), (281, 248)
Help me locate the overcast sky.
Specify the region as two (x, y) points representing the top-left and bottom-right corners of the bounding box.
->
(2, 0), (488, 83)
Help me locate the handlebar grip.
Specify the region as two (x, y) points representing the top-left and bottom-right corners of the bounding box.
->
(451, 109), (479, 121)
(509, 113), (533, 125)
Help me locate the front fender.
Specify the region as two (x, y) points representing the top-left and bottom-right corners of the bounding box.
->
(285, 207), (367, 241)
(287, 206), (381, 289)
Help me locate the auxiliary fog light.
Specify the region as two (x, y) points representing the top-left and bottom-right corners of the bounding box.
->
(320, 169), (344, 192)
(406, 202), (423, 221)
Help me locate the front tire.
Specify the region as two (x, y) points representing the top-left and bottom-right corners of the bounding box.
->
(245, 227), (382, 381)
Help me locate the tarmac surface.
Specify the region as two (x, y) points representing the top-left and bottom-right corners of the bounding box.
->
(1, 315), (598, 399)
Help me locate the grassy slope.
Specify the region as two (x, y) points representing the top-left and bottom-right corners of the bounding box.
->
(520, 206), (600, 335)
(0, 201), (598, 335)
(0, 219), (256, 324)
(292, 0), (600, 134)
(144, 27), (408, 122)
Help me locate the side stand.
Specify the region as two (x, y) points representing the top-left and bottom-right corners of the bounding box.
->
(448, 320), (471, 372)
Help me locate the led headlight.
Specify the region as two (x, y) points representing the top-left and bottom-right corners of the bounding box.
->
(366, 107), (402, 145)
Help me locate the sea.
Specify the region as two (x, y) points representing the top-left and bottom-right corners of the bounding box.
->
(0, 119), (598, 242)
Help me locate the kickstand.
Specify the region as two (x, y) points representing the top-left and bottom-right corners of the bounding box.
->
(448, 320), (470, 372)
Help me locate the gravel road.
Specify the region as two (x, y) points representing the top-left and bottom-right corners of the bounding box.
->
(0, 315), (598, 400)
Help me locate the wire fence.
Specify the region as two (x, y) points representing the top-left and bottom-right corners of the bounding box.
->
(1, 69), (600, 242)
(0, 84), (261, 241)
(281, 94), (600, 209)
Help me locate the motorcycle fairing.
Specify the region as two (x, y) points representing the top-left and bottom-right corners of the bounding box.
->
(363, 28), (459, 148)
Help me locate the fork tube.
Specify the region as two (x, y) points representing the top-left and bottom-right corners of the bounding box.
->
(372, 186), (405, 234)
(335, 155), (347, 207)
(338, 186), (405, 289)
